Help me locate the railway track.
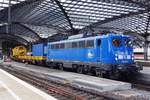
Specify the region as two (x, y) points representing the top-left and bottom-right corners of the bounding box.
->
(0, 65), (112, 100)
(1, 63), (150, 99)
(132, 83), (150, 91)
(129, 74), (150, 91)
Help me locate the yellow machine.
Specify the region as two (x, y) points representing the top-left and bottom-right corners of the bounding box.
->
(12, 46), (27, 57)
(12, 46), (45, 61)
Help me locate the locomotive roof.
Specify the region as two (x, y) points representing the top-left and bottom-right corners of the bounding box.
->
(49, 34), (130, 44)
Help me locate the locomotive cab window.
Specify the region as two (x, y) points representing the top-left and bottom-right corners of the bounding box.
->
(49, 45), (53, 49)
(65, 42), (71, 48)
(97, 39), (101, 46)
(72, 42), (78, 48)
(60, 43), (65, 49)
(51, 44), (55, 49)
(125, 39), (133, 47)
(112, 39), (121, 47)
(86, 40), (94, 48)
(55, 44), (60, 49)
(79, 41), (85, 48)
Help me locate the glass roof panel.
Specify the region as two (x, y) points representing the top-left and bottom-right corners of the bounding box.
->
(99, 12), (149, 34)
(24, 24), (58, 38)
(59, 0), (145, 29)
(0, 0), (26, 11)
(0, 0), (148, 39)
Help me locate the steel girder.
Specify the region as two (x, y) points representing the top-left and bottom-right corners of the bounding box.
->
(0, 23), (40, 42)
(1, 0), (72, 30)
(0, 33), (29, 45)
(18, 23), (41, 39)
(24, 24), (59, 38)
(53, 0), (74, 31)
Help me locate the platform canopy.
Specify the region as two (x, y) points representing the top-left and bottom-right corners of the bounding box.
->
(0, 0), (149, 45)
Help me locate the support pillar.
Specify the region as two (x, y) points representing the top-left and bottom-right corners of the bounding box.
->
(144, 42), (148, 60)
(6, 0), (11, 34)
(143, 11), (150, 60)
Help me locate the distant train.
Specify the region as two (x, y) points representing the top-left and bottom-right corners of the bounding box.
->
(12, 34), (143, 79)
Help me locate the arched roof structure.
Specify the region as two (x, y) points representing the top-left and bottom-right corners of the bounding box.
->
(0, 0), (149, 45)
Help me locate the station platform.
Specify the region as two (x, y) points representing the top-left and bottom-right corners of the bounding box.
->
(141, 67), (150, 75)
(135, 60), (150, 67)
(1, 62), (131, 93)
(0, 67), (56, 100)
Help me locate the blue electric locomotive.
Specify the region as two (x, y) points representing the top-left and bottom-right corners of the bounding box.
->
(46, 34), (142, 78)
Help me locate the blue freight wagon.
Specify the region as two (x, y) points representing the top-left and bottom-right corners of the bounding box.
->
(32, 43), (47, 56)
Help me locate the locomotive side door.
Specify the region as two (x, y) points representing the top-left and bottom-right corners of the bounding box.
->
(96, 38), (101, 62)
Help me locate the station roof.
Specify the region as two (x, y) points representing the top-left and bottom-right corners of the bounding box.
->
(0, 0), (149, 45)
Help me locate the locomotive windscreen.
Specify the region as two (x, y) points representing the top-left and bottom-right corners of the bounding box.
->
(112, 39), (121, 47)
(125, 39), (133, 47)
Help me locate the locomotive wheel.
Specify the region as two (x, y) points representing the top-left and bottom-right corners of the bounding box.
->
(72, 64), (77, 72)
(58, 64), (64, 71)
(77, 67), (83, 74)
(95, 69), (103, 77)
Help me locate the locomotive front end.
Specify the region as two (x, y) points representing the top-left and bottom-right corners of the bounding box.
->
(110, 35), (142, 74)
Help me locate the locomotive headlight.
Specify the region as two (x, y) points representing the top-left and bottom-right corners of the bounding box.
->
(115, 54), (118, 60)
(115, 57), (118, 60)
(132, 56), (134, 60)
(131, 54), (134, 60)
